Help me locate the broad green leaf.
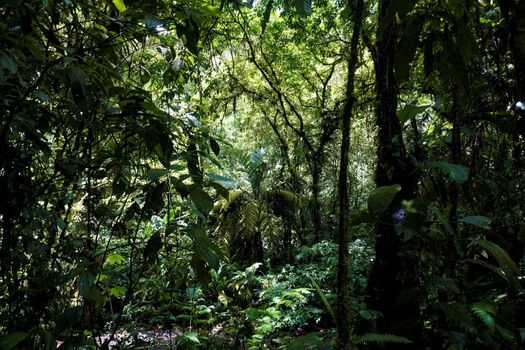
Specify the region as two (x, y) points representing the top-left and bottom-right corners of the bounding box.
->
(189, 187), (213, 216)
(143, 16), (163, 30)
(193, 243), (219, 270)
(186, 224), (223, 269)
(147, 168), (169, 181)
(176, 18), (200, 55)
(459, 215), (491, 230)
(464, 259), (511, 284)
(209, 138), (220, 156)
(78, 272), (95, 299)
(470, 238), (519, 274)
(395, 199), (428, 241)
(183, 331), (200, 343)
(0, 332), (28, 350)
(443, 0), (465, 18)
(427, 161), (469, 184)
(397, 104), (430, 124)
(367, 184), (401, 218)
(209, 181), (229, 199)
(109, 286), (127, 298)
(206, 172), (237, 189)
(112, 0), (126, 12)
(201, 5), (221, 17)
(359, 310), (375, 320)
(106, 252), (124, 265)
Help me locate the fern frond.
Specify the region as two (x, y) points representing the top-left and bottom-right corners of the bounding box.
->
(214, 189), (244, 213)
(272, 189), (302, 206)
(308, 275), (335, 323)
(355, 333), (413, 344)
(439, 301), (477, 333)
(471, 302), (496, 332)
(496, 324), (517, 344)
(226, 189), (244, 207)
(240, 200), (259, 238)
(268, 189), (303, 217)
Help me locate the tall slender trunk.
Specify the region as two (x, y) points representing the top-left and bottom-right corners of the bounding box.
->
(365, 0), (421, 348)
(335, 0), (364, 348)
(449, 90), (461, 236)
(311, 157), (322, 243)
(499, 0), (525, 155)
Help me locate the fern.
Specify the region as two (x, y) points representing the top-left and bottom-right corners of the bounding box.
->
(240, 200), (260, 238)
(496, 324), (517, 344)
(471, 302), (496, 332)
(439, 301), (477, 333)
(355, 333), (413, 344)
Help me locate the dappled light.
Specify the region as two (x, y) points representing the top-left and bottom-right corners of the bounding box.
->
(1, 0), (524, 349)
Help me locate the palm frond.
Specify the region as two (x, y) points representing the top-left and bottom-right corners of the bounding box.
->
(240, 200), (260, 238)
(308, 275), (335, 323)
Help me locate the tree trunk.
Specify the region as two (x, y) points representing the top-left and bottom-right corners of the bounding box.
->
(335, 0), (364, 348)
(283, 216), (293, 264)
(311, 157), (322, 243)
(365, 0), (422, 347)
(449, 91), (461, 235)
(499, 0), (525, 146)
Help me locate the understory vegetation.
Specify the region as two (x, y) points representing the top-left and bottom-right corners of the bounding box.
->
(1, 0), (524, 349)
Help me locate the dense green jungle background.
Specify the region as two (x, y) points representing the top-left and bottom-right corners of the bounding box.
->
(1, 0), (524, 349)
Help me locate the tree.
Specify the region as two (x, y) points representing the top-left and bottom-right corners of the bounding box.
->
(217, 1), (345, 243)
(0, 0), (224, 345)
(335, 0), (365, 348)
(364, 0), (423, 347)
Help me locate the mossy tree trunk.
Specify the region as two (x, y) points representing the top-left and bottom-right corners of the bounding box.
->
(364, 0), (422, 348)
